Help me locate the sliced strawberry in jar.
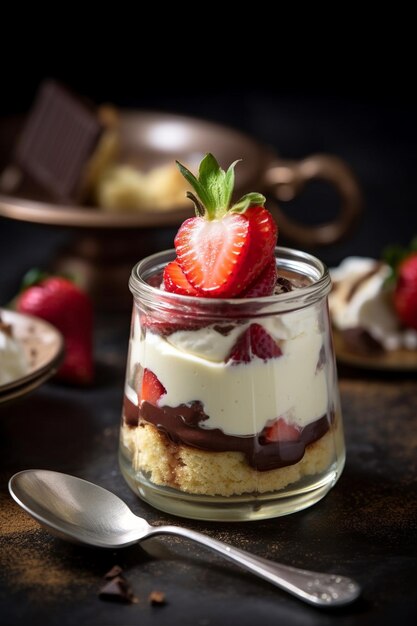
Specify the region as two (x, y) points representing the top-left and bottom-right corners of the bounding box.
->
(141, 311), (208, 337)
(263, 418), (301, 442)
(163, 259), (201, 296)
(227, 323), (282, 363)
(231, 206), (277, 295)
(241, 256), (277, 298)
(140, 369), (166, 405)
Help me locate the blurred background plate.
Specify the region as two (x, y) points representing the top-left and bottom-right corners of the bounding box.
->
(0, 112), (271, 310)
(333, 327), (417, 372)
(0, 308), (64, 394)
(0, 367), (62, 405)
(0, 111), (268, 228)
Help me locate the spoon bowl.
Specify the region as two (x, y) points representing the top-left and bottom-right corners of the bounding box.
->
(9, 469), (361, 607)
(9, 469), (150, 547)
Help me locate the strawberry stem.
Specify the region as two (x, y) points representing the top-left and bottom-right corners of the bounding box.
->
(177, 153), (265, 220)
(383, 236), (417, 284)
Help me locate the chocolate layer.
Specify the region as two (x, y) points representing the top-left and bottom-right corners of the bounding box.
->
(138, 400), (330, 471)
(123, 395), (139, 427)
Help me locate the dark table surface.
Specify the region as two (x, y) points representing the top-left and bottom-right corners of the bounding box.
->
(1, 313), (417, 626)
(1, 92), (417, 625)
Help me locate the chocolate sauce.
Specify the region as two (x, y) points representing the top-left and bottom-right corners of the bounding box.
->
(139, 400), (330, 471)
(123, 395), (139, 427)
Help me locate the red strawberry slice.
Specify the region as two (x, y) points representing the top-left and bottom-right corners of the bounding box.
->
(263, 418), (301, 442)
(174, 155), (277, 298)
(142, 314), (205, 337)
(394, 252), (417, 330)
(163, 259), (201, 296)
(175, 212), (252, 296)
(227, 323), (282, 363)
(140, 369), (166, 405)
(241, 256), (277, 298)
(230, 206), (277, 296)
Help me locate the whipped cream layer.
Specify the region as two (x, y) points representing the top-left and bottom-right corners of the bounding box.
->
(0, 328), (28, 385)
(330, 257), (417, 351)
(129, 305), (329, 437)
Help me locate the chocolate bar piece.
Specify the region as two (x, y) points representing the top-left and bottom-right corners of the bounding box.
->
(14, 81), (103, 203)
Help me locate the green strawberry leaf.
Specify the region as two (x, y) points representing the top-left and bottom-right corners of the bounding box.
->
(186, 191), (205, 217)
(231, 192), (266, 214)
(224, 159), (240, 208)
(383, 236), (417, 284)
(176, 160), (213, 213)
(20, 268), (49, 292)
(198, 153), (225, 214)
(177, 154), (263, 219)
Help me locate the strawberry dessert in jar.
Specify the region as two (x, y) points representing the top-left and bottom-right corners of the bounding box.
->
(119, 155), (345, 521)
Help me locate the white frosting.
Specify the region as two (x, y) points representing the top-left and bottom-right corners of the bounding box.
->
(167, 324), (249, 362)
(329, 257), (417, 351)
(0, 328), (28, 385)
(129, 306), (328, 437)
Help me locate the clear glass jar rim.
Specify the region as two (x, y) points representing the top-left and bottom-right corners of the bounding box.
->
(129, 247), (331, 313)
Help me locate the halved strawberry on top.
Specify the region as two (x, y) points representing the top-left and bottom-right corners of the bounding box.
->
(173, 154), (277, 298)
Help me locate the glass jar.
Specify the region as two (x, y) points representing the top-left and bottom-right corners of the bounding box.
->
(119, 247), (345, 521)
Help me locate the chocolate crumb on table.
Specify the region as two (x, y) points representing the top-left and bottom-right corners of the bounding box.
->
(98, 576), (138, 604)
(148, 590), (167, 606)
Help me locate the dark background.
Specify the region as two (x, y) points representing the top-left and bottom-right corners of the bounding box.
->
(1, 41), (417, 626)
(0, 43), (416, 303)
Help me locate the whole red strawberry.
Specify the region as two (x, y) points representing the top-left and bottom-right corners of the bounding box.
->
(165, 154), (277, 298)
(394, 253), (417, 330)
(17, 271), (94, 384)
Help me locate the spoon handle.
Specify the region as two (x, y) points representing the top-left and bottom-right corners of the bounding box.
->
(147, 525), (360, 607)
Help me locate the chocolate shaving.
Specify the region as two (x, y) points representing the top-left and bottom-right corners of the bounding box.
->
(275, 276), (293, 293)
(98, 576), (138, 604)
(213, 324), (237, 336)
(149, 590), (167, 606)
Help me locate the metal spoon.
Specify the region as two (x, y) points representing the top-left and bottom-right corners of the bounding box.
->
(9, 469), (360, 607)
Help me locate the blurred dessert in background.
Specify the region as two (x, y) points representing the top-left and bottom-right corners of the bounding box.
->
(0, 314), (28, 385)
(8, 80), (189, 212)
(95, 162), (190, 212)
(330, 254), (417, 354)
